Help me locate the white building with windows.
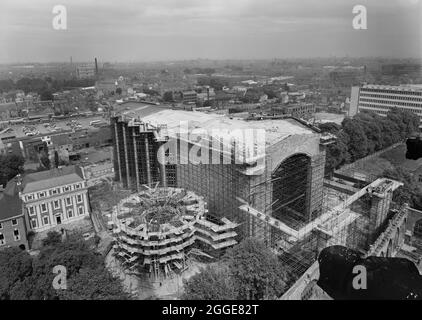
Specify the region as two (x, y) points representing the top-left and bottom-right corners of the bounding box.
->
(19, 166), (90, 232)
(350, 84), (422, 128)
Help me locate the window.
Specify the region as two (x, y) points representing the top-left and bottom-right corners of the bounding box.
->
(28, 206), (35, 216)
(43, 216), (49, 225)
(0, 223), (2, 229)
(66, 197), (72, 206)
(50, 188), (58, 196)
(67, 209), (73, 218)
(64, 186), (71, 192)
(75, 183), (81, 189)
(0, 233), (4, 245)
(30, 218), (38, 229)
(40, 203), (47, 213)
(26, 194), (34, 201)
(78, 206), (84, 216)
(11, 219), (17, 226)
(53, 200), (60, 209)
(77, 194), (83, 203)
(38, 192), (46, 198)
(13, 229), (20, 241)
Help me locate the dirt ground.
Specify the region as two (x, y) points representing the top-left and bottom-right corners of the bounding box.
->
(105, 250), (208, 300)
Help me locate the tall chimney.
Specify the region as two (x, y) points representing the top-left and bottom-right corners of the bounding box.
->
(94, 57), (98, 76)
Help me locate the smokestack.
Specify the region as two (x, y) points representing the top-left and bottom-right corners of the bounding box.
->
(95, 57), (98, 76)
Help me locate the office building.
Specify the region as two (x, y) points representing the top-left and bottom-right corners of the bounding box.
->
(350, 84), (422, 127)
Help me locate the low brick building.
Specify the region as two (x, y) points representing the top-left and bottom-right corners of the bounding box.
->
(0, 183), (29, 250)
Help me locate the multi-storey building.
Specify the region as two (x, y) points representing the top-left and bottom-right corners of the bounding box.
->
(20, 166), (90, 232)
(181, 90), (198, 104)
(76, 64), (96, 79)
(111, 104), (332, 244)
(0, 182), (28, 250)
(350, 84), (422, 127)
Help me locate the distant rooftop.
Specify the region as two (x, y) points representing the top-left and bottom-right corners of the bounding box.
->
(21, 165), (84, 194)
(362, 84), (422, 92)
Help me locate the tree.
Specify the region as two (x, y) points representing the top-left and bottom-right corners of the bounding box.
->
(342, 118), (368, 161)
(0, 234), (129, 300)
(162, 91), (174, 102)
(39, 153), (50, 170)
(42, 231), (62, 247)
(322, 109), (419, 176)
(182, 266), (236, 300)
(382, 166), (422, 209)
(355, 112), (383, 154)
(183, 238), (287, 300)
(0, 154), (25, 187)
(319, 122), (342, 135)
(223, 238), (287, 300)
(59, 268), (129, 300)
(115, 87), (122, 95)
(0, 248), (33, 300)
(40, 90), (54, 101)
(325, 131), (351, 174)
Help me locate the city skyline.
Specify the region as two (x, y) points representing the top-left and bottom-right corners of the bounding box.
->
(1, 0), (421, 63)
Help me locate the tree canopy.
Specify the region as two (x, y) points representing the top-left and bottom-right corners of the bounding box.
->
(0, 77), (95, 96)
(0, 232), (129, 300)
(182, 238), (287, 300)
(321, 109), (419, 175)
(182, 266), (236, 300)
(382, 166), (422, 210)
(0, 154), (25, 187)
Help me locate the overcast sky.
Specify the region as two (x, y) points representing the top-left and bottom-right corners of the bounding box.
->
(0, 0), (421, 63)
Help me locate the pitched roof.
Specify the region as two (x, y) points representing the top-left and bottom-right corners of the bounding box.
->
(0, 180), (23, 221)
(21, 166), (85, 194)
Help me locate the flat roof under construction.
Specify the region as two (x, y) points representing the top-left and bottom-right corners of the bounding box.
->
(119, 106), (316, 147)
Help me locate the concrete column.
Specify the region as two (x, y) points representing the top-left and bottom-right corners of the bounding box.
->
(114, 122), (123, 182)
(158, 142), (167, 187)
(83, 191), (90, 216)
(144, 136), (152, 185)
(133, 131), (140, 191)
(369, 193), (393, 241)
(122, 124), (130, 189)
(72, 193), (78, 220)
(61, 197), (67, 222)
(47, 201), (55, 227)
(35, 204), (42, 230)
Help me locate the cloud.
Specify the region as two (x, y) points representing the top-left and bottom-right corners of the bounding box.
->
(0, 0), (420, 62)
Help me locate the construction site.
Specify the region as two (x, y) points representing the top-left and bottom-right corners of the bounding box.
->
(110, 103), (415, 298)
(111, 186), (238, 282)
(111, 104), (333, 239)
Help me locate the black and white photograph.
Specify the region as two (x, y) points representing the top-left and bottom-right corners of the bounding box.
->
(0, 0), (422, 307)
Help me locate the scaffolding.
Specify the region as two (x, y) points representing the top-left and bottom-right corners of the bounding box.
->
(111, 187), (239, 282)
(240, 177), (404, 286)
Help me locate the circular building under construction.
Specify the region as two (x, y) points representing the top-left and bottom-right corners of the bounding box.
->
(111, 187), (238, 281)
